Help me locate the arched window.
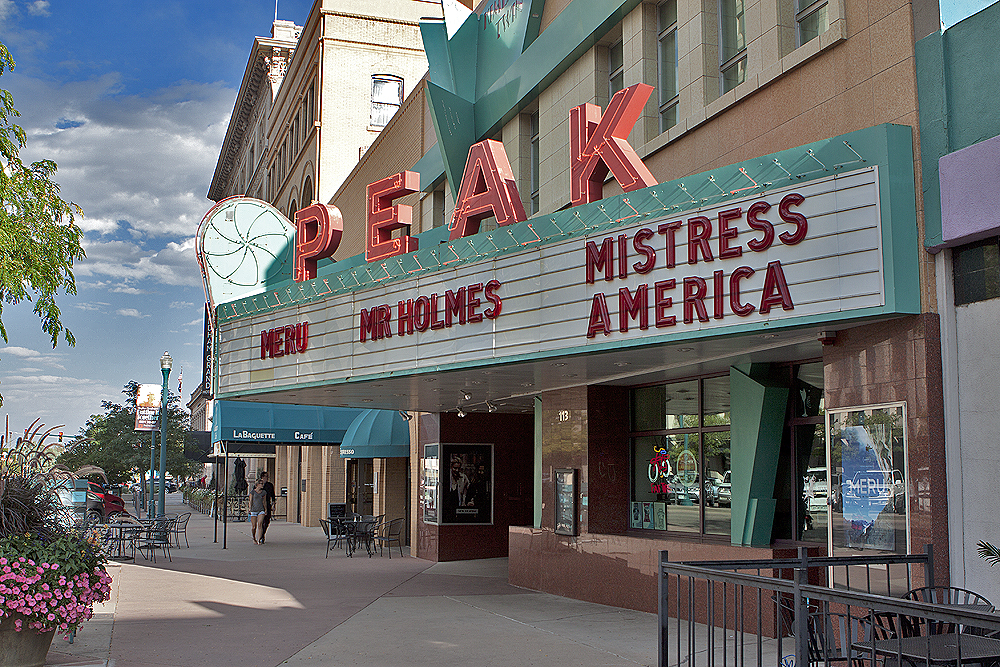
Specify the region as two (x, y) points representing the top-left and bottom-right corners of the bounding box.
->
(302, 176), (313, 206)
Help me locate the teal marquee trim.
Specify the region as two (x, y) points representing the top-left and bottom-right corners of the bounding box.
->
(422, 0), (641, 201)
(214, 124), (920, 326)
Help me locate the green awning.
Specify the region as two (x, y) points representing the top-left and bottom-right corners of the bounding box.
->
(339, 409), (411, 459)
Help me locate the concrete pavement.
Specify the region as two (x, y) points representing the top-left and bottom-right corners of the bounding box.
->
(43, 493), (657, 667)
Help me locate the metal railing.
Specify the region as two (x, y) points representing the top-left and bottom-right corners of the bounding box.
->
(658, 546), (1000, 666)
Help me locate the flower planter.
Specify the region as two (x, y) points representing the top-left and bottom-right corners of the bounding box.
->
(0, 614), (55, 667)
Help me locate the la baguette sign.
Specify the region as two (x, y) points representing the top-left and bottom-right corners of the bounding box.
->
(258, 83), (811, 350)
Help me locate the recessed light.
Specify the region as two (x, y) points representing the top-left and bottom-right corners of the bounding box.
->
(520, 382), (534, 387)
(361, 398), (373, 402)
(677, 347), (693, 353)
(761, 333), (778, 339)
(551, 362), (566, 367)
(562, 373), (578, 378)
(614, 361), (630, 367)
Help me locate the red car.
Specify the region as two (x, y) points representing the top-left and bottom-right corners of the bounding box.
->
(86, 482), (128, 522)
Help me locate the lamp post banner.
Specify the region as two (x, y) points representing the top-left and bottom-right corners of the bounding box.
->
(135, 383), (162, 431)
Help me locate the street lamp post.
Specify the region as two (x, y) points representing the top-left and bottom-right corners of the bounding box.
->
(157, 351), (172, 517)
(148, 431), (156, 518)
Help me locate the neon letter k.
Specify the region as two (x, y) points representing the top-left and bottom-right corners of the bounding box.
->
(570, 83), (657, 207)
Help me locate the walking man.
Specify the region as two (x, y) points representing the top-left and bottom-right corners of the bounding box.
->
(258, 471), (276, 544)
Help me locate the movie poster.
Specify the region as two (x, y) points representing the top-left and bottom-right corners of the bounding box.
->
(422, 445), (439, 524)
(440, 444), (493, 524)
(828, 404), (907, 553)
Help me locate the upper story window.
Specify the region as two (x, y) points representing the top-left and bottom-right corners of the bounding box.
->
(796, 0), (829, 46)
(307, 83), (315, 127)
(720, 0), (747, 94)
(657, 0), (679, 132)
(370, 74), (404, 128)
(529, 111), (539, 215)
(954, 237), (1000, 305)
(609, 38), (624, 99)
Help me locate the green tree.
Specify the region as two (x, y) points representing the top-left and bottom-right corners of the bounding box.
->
(0, 42), (85, 406)
(59, 382), (200, 486)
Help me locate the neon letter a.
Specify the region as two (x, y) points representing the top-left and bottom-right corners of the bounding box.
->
(449, 139), (527, 241)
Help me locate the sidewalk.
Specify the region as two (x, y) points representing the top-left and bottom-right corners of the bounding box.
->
(44, 493), (657, 667)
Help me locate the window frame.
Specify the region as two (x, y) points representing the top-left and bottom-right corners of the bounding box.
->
(953, 236), (1000, 305)
(608, 38), (624, 100)
(719, 0), (747, 94)
(795, 0), (830, 47)
(529, 111), (539, 215)
(370, 74), (404, 129)
(629, 373), (731, 537)
(657, 0), (679, 133)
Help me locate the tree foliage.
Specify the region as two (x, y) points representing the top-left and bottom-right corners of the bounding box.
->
(58, 382), (201, 485)
(0, 41), (86, 406)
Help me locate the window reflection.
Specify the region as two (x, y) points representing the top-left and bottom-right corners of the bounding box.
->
(630, 376), (730, 537)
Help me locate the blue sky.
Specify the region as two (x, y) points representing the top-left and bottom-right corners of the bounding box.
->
(941, 0), (995, 27)
(0, 0), (312, 437)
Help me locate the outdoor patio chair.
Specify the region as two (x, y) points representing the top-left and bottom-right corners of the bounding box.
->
(807, 611), (871, 666)
(903, 586), (995, 636)
(138, 516), (174, 563)
(319, 519), (336, 558)
(172, 512), (191, 548)
(374, 517), (404, 558)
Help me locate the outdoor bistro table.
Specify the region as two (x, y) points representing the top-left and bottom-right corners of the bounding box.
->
(339, 519), (377, 557)
(101, 521), (142, 560)
(853, 633), (1000, 665)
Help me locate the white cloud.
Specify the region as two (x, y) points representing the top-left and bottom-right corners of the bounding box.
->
(76, 236), (201, 287)
(27, 1), (49, 17)
(170, 300), (195, 309)
(0, 0), (15, 21)
(182, 318), (203, 327)
(116, 308), (148, 318)
(1, 346), (43, 358)
(0, 373), (120, 432)
(72, 301), (108, 312)
(8, 75), (230, 241)
(0, 346), (66, 370)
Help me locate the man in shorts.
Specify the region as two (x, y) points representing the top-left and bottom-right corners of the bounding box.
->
(258, 471), (276, 544)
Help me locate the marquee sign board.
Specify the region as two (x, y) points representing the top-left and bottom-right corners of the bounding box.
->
(209, 124), (918, 401)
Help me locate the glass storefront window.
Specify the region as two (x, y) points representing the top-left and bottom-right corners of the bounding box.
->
(828, 403), (908, 554)
(630, 376), (730, 536)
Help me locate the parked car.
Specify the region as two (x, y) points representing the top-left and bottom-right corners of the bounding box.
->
(87, 481), (128, 522)
(717, 470), (732, 507)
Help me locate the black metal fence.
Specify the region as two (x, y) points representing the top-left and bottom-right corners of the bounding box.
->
(658, 546), (1000, 666)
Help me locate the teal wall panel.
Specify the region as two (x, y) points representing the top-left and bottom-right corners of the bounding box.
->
(729, 366), (789, 546)
(916, 1), (1000, 250)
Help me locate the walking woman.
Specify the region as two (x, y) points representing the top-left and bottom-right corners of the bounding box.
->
(248, 478), (267, 544)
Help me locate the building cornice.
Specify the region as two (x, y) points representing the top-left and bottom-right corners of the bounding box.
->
(208, 35), (299, 202)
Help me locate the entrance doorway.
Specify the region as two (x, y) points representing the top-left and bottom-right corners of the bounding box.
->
(347, 458), (374, 516)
